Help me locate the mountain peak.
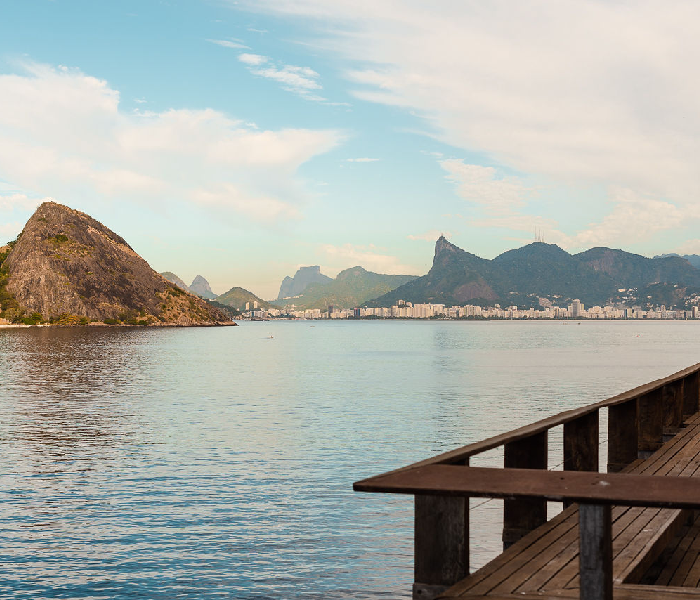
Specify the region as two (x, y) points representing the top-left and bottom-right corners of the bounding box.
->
(277, 264), (332, 299)
(1, 202), (230, 325)
(435, 235), (460, 257)
(190, 275), (216, 299)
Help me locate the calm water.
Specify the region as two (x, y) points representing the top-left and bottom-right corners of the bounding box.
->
(1, 320), (700, 599)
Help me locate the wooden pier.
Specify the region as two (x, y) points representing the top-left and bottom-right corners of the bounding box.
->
(354, 363), (700, 600)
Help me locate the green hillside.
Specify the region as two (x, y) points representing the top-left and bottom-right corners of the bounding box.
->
(216, 286), (271, 310)
(274, 266), (417, 310)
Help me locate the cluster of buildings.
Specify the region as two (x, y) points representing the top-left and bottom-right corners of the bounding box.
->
(242, 299), (700, 321)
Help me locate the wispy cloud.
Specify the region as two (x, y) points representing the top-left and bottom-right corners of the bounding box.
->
(345, 157), (379, 163)
(440, 159), (532, 216)
(237, 53), (325, 101)
(238, 0), (700, 229)
(318, 242), (420, 275)
(238, 53), (268, 66)
(207, 38), (249, 49)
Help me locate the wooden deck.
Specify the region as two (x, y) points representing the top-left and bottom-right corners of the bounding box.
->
(354, 364), (700, 600)
(437, 414), (700, 598)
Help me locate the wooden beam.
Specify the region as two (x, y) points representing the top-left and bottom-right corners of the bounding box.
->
(684, 372), (700, 417)
(354, 464), (700, 510)
(638, 389), (664, 457)
(564, 409), (599, 473)
(413, 494), (468, 600)
(663, 381), (684, 438)
(608, 400), (638, 473)
(579, 503), (612, 600)
(502, 432), (547, 548)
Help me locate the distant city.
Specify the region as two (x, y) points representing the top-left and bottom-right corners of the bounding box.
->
(240, 298), (700, 321)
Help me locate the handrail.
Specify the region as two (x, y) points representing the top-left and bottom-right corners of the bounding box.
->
(355, 464), (700, 509)
(379, 361), (700, 477)
(354, 362), (700, 600)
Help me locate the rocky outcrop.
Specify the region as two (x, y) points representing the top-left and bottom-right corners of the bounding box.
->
(277, 265), (332, 299)
(189, 275), (216, 299)
(2, 202), (232, 325)
(161, 271), (191, 293)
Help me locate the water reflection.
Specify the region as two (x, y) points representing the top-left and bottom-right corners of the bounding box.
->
(0, 321), (699, 598)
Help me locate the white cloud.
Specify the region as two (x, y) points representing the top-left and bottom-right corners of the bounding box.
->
(207, 38), (249, 49)
(238, 53), (268, 66)
(0, 221), (23, 242)
(407, 230), (453, 242)
(345, 157), (379, 163)
(0, 61), (341, 223)
(237, 0), (700, 209)
(318, 242), (420, 275)
(0, 193), (51, 212)
(440, 159), (531, 215)
(237, 52), (325, 101)
(558, 188), (687, 249)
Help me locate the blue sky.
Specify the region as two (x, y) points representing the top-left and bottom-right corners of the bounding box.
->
(1, 0), (700, 299)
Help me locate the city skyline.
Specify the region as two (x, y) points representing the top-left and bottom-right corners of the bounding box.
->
(2, 1), (700, 299)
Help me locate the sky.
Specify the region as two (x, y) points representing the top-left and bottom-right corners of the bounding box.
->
(2, 1), (700, 299)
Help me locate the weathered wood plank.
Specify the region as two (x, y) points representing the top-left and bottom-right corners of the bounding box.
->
(639, 388), (664, 456)
(355, 464), (700, 509)
(503, 432), (547, 547)
(608, 400), (638, 472)
(413, 494), (468, 599)
(564, 409), (599, 473)
(685, 373), (700, 417)
(579, 504), (612, 600)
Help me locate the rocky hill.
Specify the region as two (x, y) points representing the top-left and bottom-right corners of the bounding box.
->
(216, 286), (271, 311)
(277, 266), (332, 299)
(189, 275), (216, 299)
(161, 271), (191, 293)
(274, 266), (417, 310)
(369, 236), (700, 308)
(0, 202), (232, 326)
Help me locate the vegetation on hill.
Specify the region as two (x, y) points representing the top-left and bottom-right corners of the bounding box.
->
(2, 202), (231, 326)
(369, 237), (700, 309)
(273, 266), (417, 310)
(216, 286), (270, 311)
(277, 266), (332, 299)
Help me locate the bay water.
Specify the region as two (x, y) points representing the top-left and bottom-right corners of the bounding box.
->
(1, 320), (700, 599)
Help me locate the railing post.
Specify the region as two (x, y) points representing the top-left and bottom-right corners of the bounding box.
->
(579, 503), (613, 600)
(663, 381), (684, 440)
(564, 410), (599, 472)
(638, 389), (664, 458)
(564, 410), (599, 507)
(683, 371), (700, 417)
(413, 494), (469, 600)
(503, 432), (547, 548)
(607, 399), (638, 473)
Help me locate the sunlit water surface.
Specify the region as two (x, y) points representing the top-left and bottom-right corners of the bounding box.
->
(1, 320), (700, 598)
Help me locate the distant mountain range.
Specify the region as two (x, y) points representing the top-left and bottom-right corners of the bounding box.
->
(278, 266), (331, 299)
(369, 237), (700, 309)
(272, 266), (417, 310)
(654, 253), (700, 269)
(161, 238), (700, 313)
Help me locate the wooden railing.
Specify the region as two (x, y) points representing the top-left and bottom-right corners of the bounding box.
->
(353, 362), (700, 600)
